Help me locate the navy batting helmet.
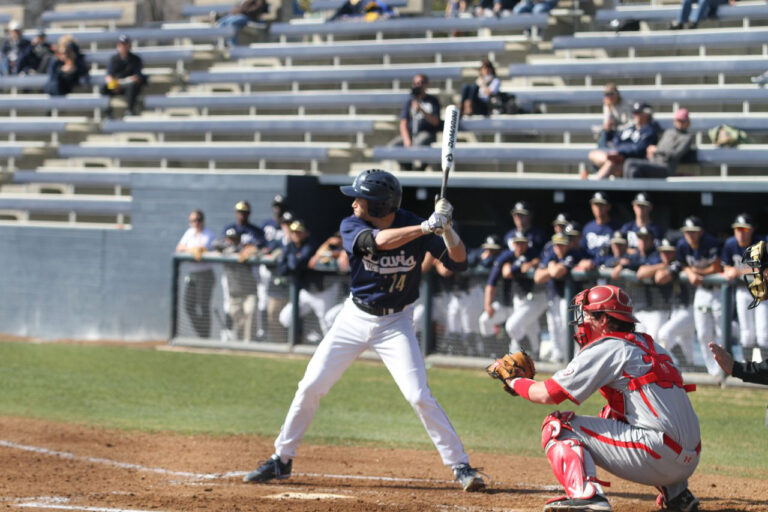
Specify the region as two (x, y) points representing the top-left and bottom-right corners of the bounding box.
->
(340, 169), (402, 218)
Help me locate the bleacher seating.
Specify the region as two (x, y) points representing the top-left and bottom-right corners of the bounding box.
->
(11, 169), (131, 188)
(0, 95), (109, 113)
(0, 117), (89, 135)
(0, 194), (131, 215)
(40, 9), (123, 26)
(144, 91), (410, 111)
(22, 25), (235, 46)
(594, 1), (768, 25)
(84, 47), (196, 67)
(310, 0), (408, 10)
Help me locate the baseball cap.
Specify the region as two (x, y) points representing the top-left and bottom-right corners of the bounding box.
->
(552, 212), (571, 227)
(565, 221), (581, 237)
(673, 108), (690, 122)
(636, 226), (654, 238)
(235, 200), (251, 213)
(610, 230), (627, 244)
(552, 232), (569, 245)
(272, 194), (286, 206)
(510, 201), (531, 216)
(681, 216), (703, 232)
(632, 102), (653, 115)
(632, 192), (652, 206)
(7, 21), (21, 31)
(481, 234), (503, 249)
(658, 238), (676, 251)
(732, 213), (754, 229)
(281, 211), (294, 224)
(225, 227), (239, 238)
(118, 34), (131, 44)
(590, 191), (610, 205)
(289, 219), (307, 232)
(510, 231), (529, 244)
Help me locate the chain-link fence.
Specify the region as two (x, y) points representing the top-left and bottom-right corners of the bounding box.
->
(171, 253), (753, 373)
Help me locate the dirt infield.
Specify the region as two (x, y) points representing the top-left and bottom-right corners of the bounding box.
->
(0, 417), (766, 511)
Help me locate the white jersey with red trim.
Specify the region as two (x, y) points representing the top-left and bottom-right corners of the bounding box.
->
(547, 333), (699, 448)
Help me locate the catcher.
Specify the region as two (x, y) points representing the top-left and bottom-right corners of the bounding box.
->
(709, 240), (768, 385)
(488, 284), (701, 512)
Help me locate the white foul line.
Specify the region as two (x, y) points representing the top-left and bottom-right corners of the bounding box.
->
(17, 503), (161, 512)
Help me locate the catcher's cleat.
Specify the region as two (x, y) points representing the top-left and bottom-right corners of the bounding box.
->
(452, 463), (485, 492)
(657, 489), (699, 512)
(243, 454), (292, 483)
(543, 495), (612, 511)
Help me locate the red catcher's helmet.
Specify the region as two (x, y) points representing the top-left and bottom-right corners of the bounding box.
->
(571, 285), (639, 324)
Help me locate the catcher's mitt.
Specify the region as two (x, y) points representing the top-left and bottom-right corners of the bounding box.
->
(486, 351), (536, 395)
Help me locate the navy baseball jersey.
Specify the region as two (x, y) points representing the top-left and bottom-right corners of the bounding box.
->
(341, 209), (467, 309)
(223, 221), (265, 248)
(538, 244), (578, 298)
(503, 226), (547, 255)
(260, 218), (285, 250)
(486, 248), (537, 294)
(620, 221), (663, 249)
(581, 220), (617, 260)
(644, 250), (690, 306)
(467, 247), (497, 270)
(676, 233), (720, 269)
(721, 235), (754, 268)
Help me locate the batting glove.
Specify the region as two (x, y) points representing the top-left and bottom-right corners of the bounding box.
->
(421, 212), (448, 234)
(434, 198), (454, 221)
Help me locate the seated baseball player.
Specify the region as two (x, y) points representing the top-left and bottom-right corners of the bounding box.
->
(496, 284), (701, 512)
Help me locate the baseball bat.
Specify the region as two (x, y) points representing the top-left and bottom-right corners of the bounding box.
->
(440, 104), (459, 200)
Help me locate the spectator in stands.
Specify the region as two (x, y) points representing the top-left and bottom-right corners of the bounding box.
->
(623, 108), (694, 179)
(217, 228), (259, 342)
(0, 21), (31, 75)
(468, 0), (519, 17)
(620, 192), (663, 251)
(445, 0), (470, 17)
(43, 35), (90, 97)
(504, 200), (547, 255)
(329, 0), (394, 21)
(513, 0), (557, 15)
(176, 209), (216, 339)
(586, 102), (658, 180)
(459, 59), (501, 117)
(28, 30), (54, 75)
(671, 0), (734, 29)
(217, 0), (268, 46)
(596, 83), (632, 148)
(100, 35), (146, 118)
(388, 74), (441, 171)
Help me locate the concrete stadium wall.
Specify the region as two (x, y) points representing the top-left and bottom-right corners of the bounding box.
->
(0, 172), (310, 341)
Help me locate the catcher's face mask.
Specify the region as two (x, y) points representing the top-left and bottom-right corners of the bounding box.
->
(743, 241), (768, 309)
(569, 289), (592, 347)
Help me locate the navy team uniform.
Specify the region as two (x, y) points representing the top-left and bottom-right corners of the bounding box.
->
(621, 221), (663, 250)
(245, 169), (484, 491)
(222, 221), (265, 248)
(538, 242), (579, 362)
(677, 231), (722, 375)
(504, 226), (547, 255)
(582, 221), (617, 262)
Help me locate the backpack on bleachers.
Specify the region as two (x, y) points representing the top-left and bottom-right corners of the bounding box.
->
(708, 124), (750, 147)
(491, 92), (527, 115)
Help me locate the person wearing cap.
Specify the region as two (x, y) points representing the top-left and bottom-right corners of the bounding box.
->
(0, 21), (31, 75)
(563, 221), (594, 271)
(222, 200), (265, 252)
(216, 228), (259, 342)
(535, 232), (580, 363)
(504, 200), (547, 256)
(100, 35), (146, 117)
(640, 238), (696, 367)
(587, 102), (659, 180)
(677, 216), (723, 376)
(388, 74), (442, 171)
(176, 209), (217, 339)
(481, 232), (545, 357)
(581, 192), (618, 270)
(217, 0), (268, 45)
(598, 230), (630, 278)
(255, 195), (289, 337)
(260, 195), (289, 252)
(620, 192), (664, 251)
(624, 109), (695, 180)
(722, 213), (768, 362)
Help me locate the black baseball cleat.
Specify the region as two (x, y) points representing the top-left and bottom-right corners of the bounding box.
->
(452, 463), (485, 492)
(543, 495), (612, 511)
(243, 454), (292, 483)
(659, 489), (699, 512)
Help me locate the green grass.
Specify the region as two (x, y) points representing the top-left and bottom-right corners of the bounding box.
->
(0, 341), (766, 478)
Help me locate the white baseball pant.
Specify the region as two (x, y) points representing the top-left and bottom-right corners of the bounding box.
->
(545, 296), (569, 363)
(635, 309), (670, 344)
(446, 285), (485, 335)
(692, 287), (722, 376)
(505, 290), (548, 356)
(274, 298), (470, 466)
(657, 306), (696, 366)
(478, 302), (514, 337)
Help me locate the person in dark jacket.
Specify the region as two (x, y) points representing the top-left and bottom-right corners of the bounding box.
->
(217, 0), (268, 46)
(43, 35), (90, 96)
(28, 31), (54, 74)
(624, 108), (695, 179)
(100, 35), (146, 117)
(1, 21), (32, 75)
(587, 102), (659, 180)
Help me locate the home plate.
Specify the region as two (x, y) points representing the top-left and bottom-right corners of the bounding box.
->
(265, 492), (351, 500)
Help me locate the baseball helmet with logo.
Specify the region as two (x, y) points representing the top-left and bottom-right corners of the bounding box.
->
(340, 169), (402, 218)
(570, 285), (638, 346)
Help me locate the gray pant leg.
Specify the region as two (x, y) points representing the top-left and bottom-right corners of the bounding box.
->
(623, 159), (672, 179)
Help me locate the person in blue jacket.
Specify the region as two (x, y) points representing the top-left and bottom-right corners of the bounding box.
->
(588, 102), (659, 180)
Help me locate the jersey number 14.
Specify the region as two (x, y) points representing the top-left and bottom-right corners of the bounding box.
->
(388, 274), (407, 293)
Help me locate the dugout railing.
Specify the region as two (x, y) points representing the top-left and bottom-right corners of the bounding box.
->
(170, 252), (739, 371)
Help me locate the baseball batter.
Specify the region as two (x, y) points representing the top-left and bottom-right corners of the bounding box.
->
(243, 169), (485, 491)
(503, 284), (701, 512)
